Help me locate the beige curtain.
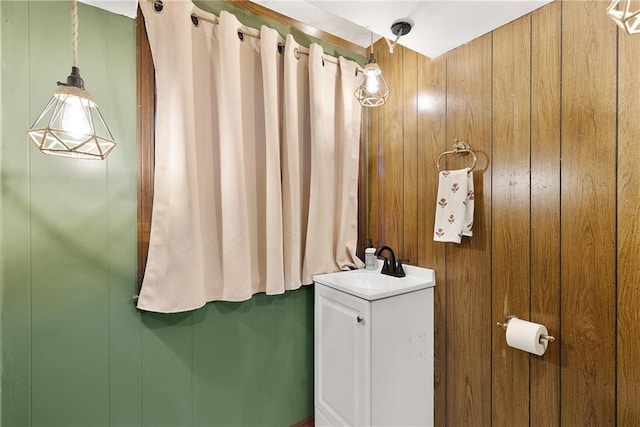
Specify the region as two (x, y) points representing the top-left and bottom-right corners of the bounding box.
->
(137, 0), (363, 313)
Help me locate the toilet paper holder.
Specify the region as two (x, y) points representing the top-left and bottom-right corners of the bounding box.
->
(496, 315), (556, 344)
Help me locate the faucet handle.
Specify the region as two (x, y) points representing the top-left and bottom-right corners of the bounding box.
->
(381, 258), (390, 273)
(395, 259), (408, 277)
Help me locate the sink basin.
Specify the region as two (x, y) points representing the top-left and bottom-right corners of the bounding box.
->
(313, 260), (435, 301)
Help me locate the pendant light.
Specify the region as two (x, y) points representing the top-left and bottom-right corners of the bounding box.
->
(355, 32), (389, 108)
(607, 0), (640, 34)
(27, 0), (117, 160)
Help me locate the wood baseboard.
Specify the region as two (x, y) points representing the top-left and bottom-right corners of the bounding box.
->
(292, 416), (314, 427)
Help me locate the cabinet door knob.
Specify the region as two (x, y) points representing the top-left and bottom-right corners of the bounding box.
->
(356, 315), (364, 324)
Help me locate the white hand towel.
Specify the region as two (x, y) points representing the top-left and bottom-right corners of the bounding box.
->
(433, 168), (475, 244)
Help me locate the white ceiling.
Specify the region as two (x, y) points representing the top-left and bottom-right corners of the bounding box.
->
(79, 0), (138, 19)
(79, 0), (553, 59)
(250, 0), (552, 58)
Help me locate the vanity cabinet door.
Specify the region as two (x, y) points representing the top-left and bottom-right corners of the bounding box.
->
(315, 284), (372, 427)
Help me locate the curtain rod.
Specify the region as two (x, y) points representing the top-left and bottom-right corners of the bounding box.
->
(146, 0), (361, 71)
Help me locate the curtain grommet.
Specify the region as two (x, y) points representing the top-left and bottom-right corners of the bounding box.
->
(191, 14), (199, 27)
(153, 0), (163, 13)
(237, 31), (244, 41)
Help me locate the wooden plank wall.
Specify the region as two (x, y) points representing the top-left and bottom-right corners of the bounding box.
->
(617, 1), (640, 424)
(445, 34), (493, 426)
(561, 2), (617, 424)
(360, 1), (640, 424)
(530, 3), (562, 425)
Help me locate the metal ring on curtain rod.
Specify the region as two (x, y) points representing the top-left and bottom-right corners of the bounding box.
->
(293, 47), (363, 74)
(148, 0), (362, 74)
(294, 47), (335, 65)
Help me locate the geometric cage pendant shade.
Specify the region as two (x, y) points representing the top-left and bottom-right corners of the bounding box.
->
(354, 22), (410, 107)
(27, 77), (116, 160)
(354, 53), (389, 108)
(26, 0), (116, 160)
(607, 0), (640, 34)
(354, 22), (412, 108)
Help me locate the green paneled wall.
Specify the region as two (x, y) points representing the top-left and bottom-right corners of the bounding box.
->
(1, 1), (314, 425)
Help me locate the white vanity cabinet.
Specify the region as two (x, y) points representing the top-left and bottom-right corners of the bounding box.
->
(313, 266), (435, 427)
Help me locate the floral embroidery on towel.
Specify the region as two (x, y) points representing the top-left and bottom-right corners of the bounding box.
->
(433, 168), (475, 244)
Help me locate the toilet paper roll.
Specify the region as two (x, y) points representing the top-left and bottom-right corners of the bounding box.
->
(505, 318), (548, 356)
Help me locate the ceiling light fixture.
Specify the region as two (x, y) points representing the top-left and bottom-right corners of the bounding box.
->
(355, 32), (389, 108)
(607, 0), (640, 34)
(27, 0), (117, 160)
(386, 20), (412, 53)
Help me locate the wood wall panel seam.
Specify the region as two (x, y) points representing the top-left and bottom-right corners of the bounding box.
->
(616, 10), (640, 425)
(374, 39), (404, 251)
(560, 1), (617, 424)
(530, 2), (562, 426)
(415, 53), (448, 427)
(402, 47), (419, 264)
(490, 14), (532, 427)
(444, 33), (493, 426)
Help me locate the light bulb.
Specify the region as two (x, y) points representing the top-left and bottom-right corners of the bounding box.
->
(364, 74), (380, 94)
(57, 93), (94, 141)
(354, 53), (389, 107)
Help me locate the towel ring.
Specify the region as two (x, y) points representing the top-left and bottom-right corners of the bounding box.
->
(437, 139), (477, 172)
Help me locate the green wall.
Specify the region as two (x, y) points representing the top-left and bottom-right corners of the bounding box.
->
(1, 1), (314, 425)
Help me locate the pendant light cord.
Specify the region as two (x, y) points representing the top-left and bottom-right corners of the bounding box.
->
(61, 0), (84, 89)
(71, 0), (79, 68)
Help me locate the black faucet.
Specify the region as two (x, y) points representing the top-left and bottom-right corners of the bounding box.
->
(374, 246), (406, 278)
